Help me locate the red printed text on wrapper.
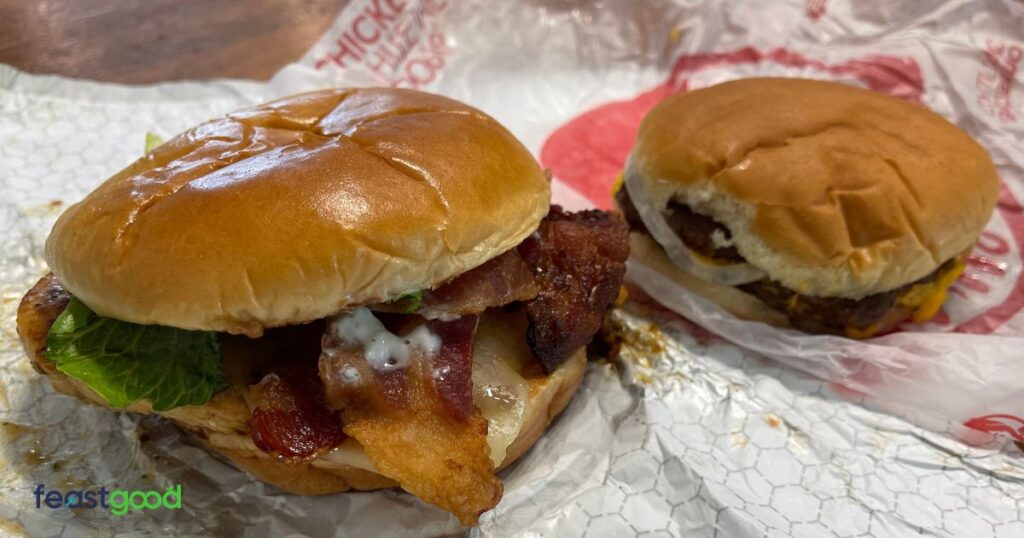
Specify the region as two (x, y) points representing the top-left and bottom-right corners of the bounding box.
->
(313, 0), (452, 90)
(977, 39), (1021, 124)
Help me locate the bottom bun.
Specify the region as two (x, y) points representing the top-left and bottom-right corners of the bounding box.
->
(17, 275), (586, 497)
(630, 233), (790, 327)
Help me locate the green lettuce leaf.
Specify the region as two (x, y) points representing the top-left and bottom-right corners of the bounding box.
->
(144, 132), (165, 154)
(388, 290), (423, 314)
(45, 298), (228, 411)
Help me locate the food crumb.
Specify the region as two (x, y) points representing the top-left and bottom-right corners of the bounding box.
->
(0, 519), (24, 535)
(0, 422), (29, 440)
(24, 439), (47, 466)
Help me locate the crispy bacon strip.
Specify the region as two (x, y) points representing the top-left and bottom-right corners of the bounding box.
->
(249, 372), (346, 459)
(419, 251), (539, 319)
(373, 206), (628, 375)
(248, 324), (346, 459)
(372, 249), (539, 319)
(319, 313), (499, 525)
(424, 316), (478, 422)
(519, 206), (629, 373)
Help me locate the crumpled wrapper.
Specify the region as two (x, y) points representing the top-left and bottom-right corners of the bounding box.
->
(1, 0), (1023, 536)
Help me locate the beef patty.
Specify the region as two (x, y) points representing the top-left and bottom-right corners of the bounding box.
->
(615, 186), (959, 336)
(616, 186), (743, 262)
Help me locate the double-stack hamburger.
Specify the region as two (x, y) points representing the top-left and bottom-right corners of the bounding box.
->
(617, 77), (999, 337)
(17, 88), (629, 524)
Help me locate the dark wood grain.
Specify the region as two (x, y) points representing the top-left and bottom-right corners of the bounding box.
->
(0, 0), (349, 83)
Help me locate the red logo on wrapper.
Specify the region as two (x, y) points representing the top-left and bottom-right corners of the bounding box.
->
(977, 39), (1021, 123)
(540, 47), (1024, 446)
(963, 414), (1024, 443)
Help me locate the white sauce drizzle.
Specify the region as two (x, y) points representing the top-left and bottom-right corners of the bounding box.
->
(330, 307), (441, 371)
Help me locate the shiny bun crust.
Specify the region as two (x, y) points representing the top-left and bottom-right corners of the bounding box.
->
(631, 77), (999, 298)
(45, 89), (551, 335)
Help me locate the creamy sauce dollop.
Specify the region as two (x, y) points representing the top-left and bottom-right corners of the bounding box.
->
(329, 307), (441, 371)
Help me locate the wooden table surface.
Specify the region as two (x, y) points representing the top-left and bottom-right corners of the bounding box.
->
(0, 0), (349, 84)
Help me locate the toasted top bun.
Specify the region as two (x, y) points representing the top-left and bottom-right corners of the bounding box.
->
(45, 89), (551, 335)
(629, 77), (999, 298)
